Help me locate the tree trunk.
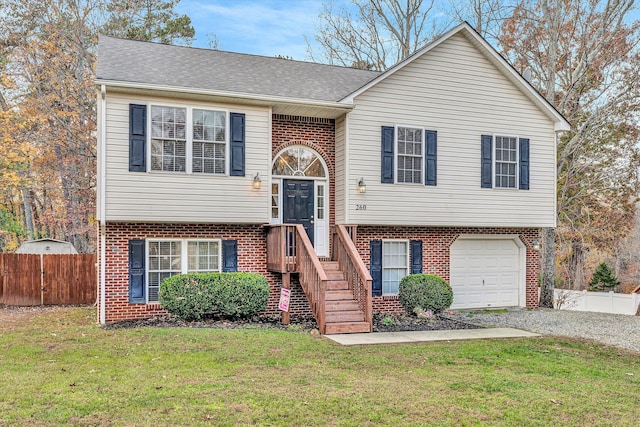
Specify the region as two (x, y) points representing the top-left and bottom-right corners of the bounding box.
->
(21, 188), (34, 238)
(539, 227), (556, 308)
(567, 240), (585, 290)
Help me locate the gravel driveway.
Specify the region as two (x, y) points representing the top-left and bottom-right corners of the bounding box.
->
(465, 308), (640, 353)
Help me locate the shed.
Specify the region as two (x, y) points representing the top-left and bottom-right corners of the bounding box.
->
(15, 238), (78, 254)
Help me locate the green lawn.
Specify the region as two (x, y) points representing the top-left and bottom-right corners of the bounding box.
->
(0, 307), (638, 426)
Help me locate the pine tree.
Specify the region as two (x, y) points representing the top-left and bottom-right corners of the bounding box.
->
(588, 262), (620, 292)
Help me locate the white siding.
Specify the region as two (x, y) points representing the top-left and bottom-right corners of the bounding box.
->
(334, 115), (346, 224)
(346, 32), (557, 227)
(104, 92), (270, 223)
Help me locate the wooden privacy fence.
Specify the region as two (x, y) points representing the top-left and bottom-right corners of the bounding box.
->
(0, 254), (96, 306)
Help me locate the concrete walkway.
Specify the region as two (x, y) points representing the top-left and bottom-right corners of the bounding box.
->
(325, 328), (539, 346)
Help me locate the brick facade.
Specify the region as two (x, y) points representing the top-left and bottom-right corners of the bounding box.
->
(353, 226), (541, 313)
(101, 222), (312, 322)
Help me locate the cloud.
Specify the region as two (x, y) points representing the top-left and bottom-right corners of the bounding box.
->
(178, 0), (324, 59)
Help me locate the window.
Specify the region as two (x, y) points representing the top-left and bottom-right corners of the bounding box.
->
(192, 109), (226, 174)
(151, 106), (187, 172)
(382, 240), (409, 295)
(271, 182), (280, 219)
(149, 105), (226, 174)
(494, 135), (517, 188)
(317, 184), (324, 220)
(397, 127), (423, 184)
(147, 239), (221, 303)
(147, 241), (182, 302)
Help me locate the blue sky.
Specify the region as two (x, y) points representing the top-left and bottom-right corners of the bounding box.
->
(176, 0), (325, 60)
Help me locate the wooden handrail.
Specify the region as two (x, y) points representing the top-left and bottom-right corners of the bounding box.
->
(265, 224), (328, 333)
(333, 224), (373, 331)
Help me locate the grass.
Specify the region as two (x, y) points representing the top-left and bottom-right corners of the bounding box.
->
(0, 307), (639, 426)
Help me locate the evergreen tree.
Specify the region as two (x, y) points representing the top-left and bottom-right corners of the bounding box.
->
(588, 262), (620, 292)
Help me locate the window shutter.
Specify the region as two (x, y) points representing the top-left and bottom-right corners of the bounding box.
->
(370, 240), (382, 296)
(410, 240), (423, 274)
(129, 104), (147, 172)
(481, 134), (493, 188)
(425, 130), (437, 186)
(519, 138), (530, 190)
(381, 126), (394, 183)
(128, 239), (145, 304)
(222, 240), (238, 272)
(230, 113), (245, 176)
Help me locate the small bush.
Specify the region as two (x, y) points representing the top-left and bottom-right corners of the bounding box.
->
(588, 262), (619, 292)
(159, 272), (270, 321)
(398, 274), (453, 315)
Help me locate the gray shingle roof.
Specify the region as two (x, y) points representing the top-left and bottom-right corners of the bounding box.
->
(96, 36), (380, 102)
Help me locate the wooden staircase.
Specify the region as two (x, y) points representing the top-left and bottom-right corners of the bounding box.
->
(322, 261), (371, 334)
(266, 224), (372, 334)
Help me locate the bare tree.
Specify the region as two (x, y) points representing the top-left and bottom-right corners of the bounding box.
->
(500, 0), (640, 305)
(310, 0), (447, 70)
(446, 0), (518, 40)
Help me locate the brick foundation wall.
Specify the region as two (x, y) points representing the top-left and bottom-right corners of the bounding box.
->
(100, 222), (312, 323)
(353, 226), (541, 313)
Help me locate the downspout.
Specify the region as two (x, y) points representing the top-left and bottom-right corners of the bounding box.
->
(99, 84), (107, 324)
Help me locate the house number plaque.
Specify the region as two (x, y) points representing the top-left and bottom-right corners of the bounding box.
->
(355, 204), (367, 211)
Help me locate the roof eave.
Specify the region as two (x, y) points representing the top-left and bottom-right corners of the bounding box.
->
(95, 79), (356, 111)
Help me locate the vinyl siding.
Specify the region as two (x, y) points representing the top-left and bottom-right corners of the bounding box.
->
(334, 115), (346, 224)
(104, 92), (270, 223)
(346, 32), (557, 227)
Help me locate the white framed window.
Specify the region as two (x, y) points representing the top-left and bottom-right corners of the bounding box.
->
(317, 184), (325, 220)
(149, 104), (227, 175)
(271, 181), (280, 220)
(382, 240), (409, 295)
(494, 135), (518, 188)
(146, 239), (221, 303)
(151, 106), (187, 172)
(397, 126), (423, 184)
(192, 109), (226, 174)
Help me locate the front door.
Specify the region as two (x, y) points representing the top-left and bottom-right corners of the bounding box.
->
(283, 179), (314, 245)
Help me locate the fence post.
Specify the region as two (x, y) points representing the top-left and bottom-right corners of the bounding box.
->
(40, 254), (44, 306)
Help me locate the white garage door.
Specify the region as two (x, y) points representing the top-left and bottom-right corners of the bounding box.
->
(450, 238), (521, 309)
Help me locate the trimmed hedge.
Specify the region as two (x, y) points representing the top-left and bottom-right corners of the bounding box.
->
(159, 272), (270, 321)
(398, 274), (453, 315)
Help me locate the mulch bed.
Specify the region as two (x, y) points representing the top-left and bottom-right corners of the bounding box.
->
(104, 311), (483, 333)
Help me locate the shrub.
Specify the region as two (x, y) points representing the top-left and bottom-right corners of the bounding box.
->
(159, 272), (270, 321)
(398, 274), (453, 315)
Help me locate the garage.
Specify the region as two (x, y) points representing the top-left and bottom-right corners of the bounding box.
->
(449, 237), (524, 309)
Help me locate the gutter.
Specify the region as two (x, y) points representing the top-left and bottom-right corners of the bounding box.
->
(99, 84), (107, 324)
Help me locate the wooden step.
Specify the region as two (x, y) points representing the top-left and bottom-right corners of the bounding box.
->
(321, 261), (339, 270)
(325, 290), (354, 301)
(325, 270), (345, 280)
(325, 299), (360, 312)
(325, 321), (371, 334)
(326, 280), (349, 291)
(326, 310), (365, 323)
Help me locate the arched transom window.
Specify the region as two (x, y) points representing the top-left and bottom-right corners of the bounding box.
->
(272, 146), (326, 177)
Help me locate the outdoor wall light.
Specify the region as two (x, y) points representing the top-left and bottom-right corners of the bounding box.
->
(532, 239), (540, 251)
(357, 177), (366, 193)
(252, 172), (262, 189)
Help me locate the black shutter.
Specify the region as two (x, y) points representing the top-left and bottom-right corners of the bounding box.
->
(519, 138), (530, 190)
(230, 113), (245, 176)
(425, 130), (437, 186)
(381, 126), (394, 183)
(370, 240), (382, 296)
(222, 240), (238, 272)
(481, 134), (493, 188)
(410, 240), (423, 274)
(128, 239), (145, 304)
(129, 104), (147, 172)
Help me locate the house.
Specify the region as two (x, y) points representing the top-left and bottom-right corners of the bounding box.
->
(95, 22), (570, 333)
(15, 238), (78, 254)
